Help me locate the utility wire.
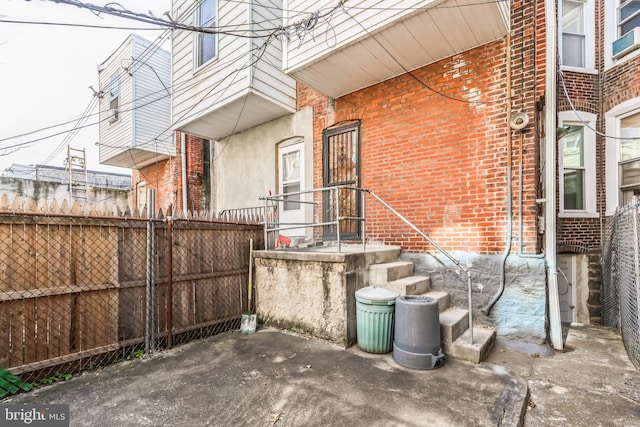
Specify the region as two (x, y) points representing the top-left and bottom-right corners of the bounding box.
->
(341, 7), (480, 105)
(558, 70), (638, 141)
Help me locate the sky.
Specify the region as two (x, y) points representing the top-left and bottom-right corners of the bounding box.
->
(0, 0), (171, 175)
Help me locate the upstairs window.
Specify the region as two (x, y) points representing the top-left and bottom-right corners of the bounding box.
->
(196, 0), (217, 67)
(560, 0), (595, 71)
(109, 74), (119, 122)
(562, 0), (586, 68)
(619, 0), (640, 37)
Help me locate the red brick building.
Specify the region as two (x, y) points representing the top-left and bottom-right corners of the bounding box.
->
(132, 132), (210, 216)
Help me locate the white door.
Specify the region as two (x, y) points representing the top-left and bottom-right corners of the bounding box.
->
(557, 254), (576, 323)
(278, 142), (305, 237)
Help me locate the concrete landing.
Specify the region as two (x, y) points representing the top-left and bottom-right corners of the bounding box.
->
(5, 329), (527, 427)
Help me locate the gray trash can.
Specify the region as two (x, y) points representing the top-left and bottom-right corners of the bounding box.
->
(355, 287), (399, 353)
(393, 295), (445, 369)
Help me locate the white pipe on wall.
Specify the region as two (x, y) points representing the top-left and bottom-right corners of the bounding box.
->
(545, 0), (564, 350)
(180, 132), (188, 217)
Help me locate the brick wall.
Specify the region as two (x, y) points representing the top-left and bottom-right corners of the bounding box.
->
(132, 133), (209, 215)
(298, 2), (542, 255)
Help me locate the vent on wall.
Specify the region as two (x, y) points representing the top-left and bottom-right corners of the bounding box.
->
(613, 27), (640, 59)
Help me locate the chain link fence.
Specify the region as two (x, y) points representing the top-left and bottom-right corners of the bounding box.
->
(602, 197), (640, 369)
(0, 206), (262, 386)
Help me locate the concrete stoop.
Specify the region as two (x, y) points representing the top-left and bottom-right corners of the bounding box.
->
(369, 260), (495, 364)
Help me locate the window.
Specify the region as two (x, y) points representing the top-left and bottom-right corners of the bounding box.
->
(558, 112), (597, 217)
(605, 98), (640, 214)
(109, 74), (119, 122)
(619, 111), (640, 205)
(606, 0), (640, 66)
(618, 0), (640, 37)
(560, 0), (595, 71)
(196, 0), (217, 67)
(281, 148), (301, 211)
(562, 1), (586, 67)
(278, 141), (306, 238)
(561, 126), (585, 210)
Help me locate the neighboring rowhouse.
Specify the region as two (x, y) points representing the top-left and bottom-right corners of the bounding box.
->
(171, 0), (314, 240)
(556, 0), (640, 327)
(173, 0), (640, 350)
(97, 33), (209, 215)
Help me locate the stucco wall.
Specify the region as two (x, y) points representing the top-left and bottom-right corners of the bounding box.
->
(0, 177), (131, 210)
(214, 107), (314, 238)
(401, 251), (547, 344)
(253, 247), (399, 347)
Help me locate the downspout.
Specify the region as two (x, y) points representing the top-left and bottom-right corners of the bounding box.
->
(545, 0), (564, 350)
(180, 132), (188, 217)
(481, 30), (513, 316)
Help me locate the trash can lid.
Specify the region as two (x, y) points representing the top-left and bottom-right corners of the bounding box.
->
(355, 286), (400, 305)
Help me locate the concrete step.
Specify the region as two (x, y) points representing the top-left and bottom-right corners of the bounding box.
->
(439, 306), (470, 355)
(420, 290), (449, 312)
(369, 261), (414, 286)
(383, 275), (430, 296)
(449, 327), (497, 364)
(365, 246), (402, 264)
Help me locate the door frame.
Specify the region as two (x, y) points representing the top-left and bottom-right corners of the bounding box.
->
(322, 120), (362, 241)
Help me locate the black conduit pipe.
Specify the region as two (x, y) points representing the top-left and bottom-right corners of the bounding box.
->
(481, 168), (513, 315)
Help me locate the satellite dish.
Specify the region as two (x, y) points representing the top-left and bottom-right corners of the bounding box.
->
(510, 112), (529, 130)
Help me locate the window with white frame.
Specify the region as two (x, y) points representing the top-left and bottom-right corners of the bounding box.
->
(618, 0), (640, 37)
(109, 74), (119, 122)
(606, 0), (640, 65)
(605, 99), (640, 214)
(558, 111), (598, 216)
(619, 111), (640, 205)
(196, 0), (217, 67)
(560, 0), (595, 71)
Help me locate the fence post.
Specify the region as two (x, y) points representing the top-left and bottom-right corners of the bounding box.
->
(166, 216), (173, 349)
(633, 198), (640, 341)
(335, 186), (341, 253)
(145, 190), (156, 354)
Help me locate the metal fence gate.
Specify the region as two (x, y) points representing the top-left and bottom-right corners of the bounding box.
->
(602, 197), (640, 369)
(0, 208), (262, 383)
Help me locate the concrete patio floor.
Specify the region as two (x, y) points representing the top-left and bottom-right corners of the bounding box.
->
(3, 324), (638, 426)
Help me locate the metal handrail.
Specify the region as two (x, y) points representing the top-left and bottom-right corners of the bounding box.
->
(363, 188), (473, 345)
(261, 185), (474, 344)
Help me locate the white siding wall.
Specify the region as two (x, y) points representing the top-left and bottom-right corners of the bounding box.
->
(172, 0), (252, 133)
(130, 35), (174, 157)
(251, 1), (296, 109)
(172, 0), (295, 137)
(98, 37), (134, 164)
(283, 0), (439, 72)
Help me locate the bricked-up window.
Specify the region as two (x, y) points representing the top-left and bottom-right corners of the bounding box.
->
(562, 0), (586, 68)
(619, 111), (640, 205)
(618, 0), (640, 37)
(196, 0), (217, 67)
(561, 126), (585, 210)
(558, 111), (597, 217)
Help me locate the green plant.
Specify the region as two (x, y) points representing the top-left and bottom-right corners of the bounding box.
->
(36, 373), (72, 386)
(127, 350), (144, 360)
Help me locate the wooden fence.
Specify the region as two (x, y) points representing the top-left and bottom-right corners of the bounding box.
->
(0, 196), (262, 381)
